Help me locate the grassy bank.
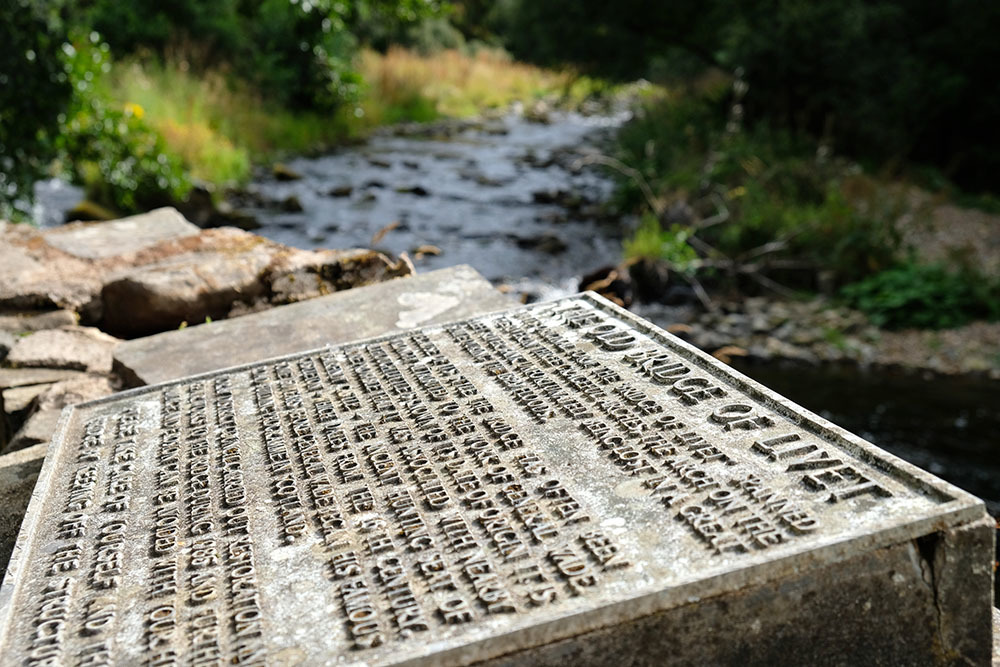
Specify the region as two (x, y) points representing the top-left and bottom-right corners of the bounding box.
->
(612, 77), (1000, 330)
(107, 47), (591, 188)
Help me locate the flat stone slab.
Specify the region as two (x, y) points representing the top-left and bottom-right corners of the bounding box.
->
(43, 208), (200, 259)
(1, 385), (49, 414)
(113, 265), (513, 386)
(0, 368), (88, 391)
(0, 444), (46, 575)
(0, 310), (77, 333)
(5, 327), (119, 373)
(0, 294), (992, 665)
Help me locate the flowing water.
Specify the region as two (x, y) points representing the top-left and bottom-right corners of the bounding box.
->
(242, 111), (629, 298)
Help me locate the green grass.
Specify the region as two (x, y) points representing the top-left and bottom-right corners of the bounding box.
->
(106, 47), (608, 188)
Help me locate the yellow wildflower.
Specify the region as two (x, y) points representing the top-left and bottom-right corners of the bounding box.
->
(124, 102), (145, 120)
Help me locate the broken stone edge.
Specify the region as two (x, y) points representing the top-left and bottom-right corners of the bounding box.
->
(0, 292), (990, 664)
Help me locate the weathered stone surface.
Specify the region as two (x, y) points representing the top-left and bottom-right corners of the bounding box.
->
(45, 207), (200, 259)
(0, 309), (77, 332)
(114, 265), (512, 386)
(0, 209), (200, 316)
(483, 517), (996, 667)
(100, 231), (412, 337)
(1, 375), (115, 456)
(0, 368), (88, 390)
(1, 294), (992, 665)
(1, 384), (50, 414)
(1, 408), (61, 454)
(993, 607), (1000, 665)
(267, 247), (414, 304)
(33, 374), (116, 413)
(100, 249), (273, 336)
(0, 443), (46, 574)
(0, 331), (14, 359)
(1, 209), (411, 336)
(5, 326), (119, 373)
(0, 222), (101, 313)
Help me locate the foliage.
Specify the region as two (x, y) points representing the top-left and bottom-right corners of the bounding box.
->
(357, 46), (580, 120)
(614, 91), (907, 289)
(0, 0), (73, 220)
(623, 214), (698, 275)
(841, 264), (1000, 330)
(84, 0), (441, 112)
(55, 31), (190, 213)
(495, 0), (1000, 194)
(102, 46), (580, 189)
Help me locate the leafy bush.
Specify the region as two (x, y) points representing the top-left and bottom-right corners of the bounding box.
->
(841, 264), (999, 330)
(613, 92), (906, 289)
(497, 0), (1000, 194)
(0, 0), (73, 220)
(57, 31), (190, 213)
(84, 0), (441, 112)
(623, 214), (698, 274)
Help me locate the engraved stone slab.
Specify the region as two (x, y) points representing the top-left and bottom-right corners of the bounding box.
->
(0, 294), (992, 665)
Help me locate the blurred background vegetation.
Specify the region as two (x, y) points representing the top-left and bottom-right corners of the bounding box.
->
(2, 0), (999, 328)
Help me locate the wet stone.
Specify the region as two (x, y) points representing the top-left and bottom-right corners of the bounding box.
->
(0, 294), (993, 665)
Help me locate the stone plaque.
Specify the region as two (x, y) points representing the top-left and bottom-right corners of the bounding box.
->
(0, 294), (991, 665)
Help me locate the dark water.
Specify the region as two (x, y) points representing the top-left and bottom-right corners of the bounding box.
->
(729, 361), (1000, 516)
(730, 361), (1000, 596)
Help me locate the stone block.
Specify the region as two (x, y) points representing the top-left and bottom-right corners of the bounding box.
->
(0, 443), (45, 574)
(0, 294), (991, 664)
(1, 384), (49, 414)
(5, 326), (119, 373)
(43, 207), (200, 259)
(0, 368), (88, 390)
(113, 265), (512, 386)
(0, 310), (77, 333)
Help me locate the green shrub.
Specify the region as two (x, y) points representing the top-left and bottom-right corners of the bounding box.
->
(85, 0), (441, 112)
(841, 263), (999, 330)
(56, 31), (190, 213)
(613, 93), (906, 288)
(623, 214), (699, 274)
(0, 0), (73, 220)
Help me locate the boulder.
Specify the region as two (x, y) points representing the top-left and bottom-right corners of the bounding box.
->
(272, 163), (303, 181)
(45, 207), (199, 259)
(100, 246), (273, 336)
(1, 208), (413, 338)
(267, 248), (414, 305)
(5, 326), (120, 373)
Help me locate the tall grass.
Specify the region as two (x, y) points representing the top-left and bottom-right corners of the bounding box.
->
(358, 47), (580, 120)
(108, 47), (588, 187)
(109, 61), (350, 185)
